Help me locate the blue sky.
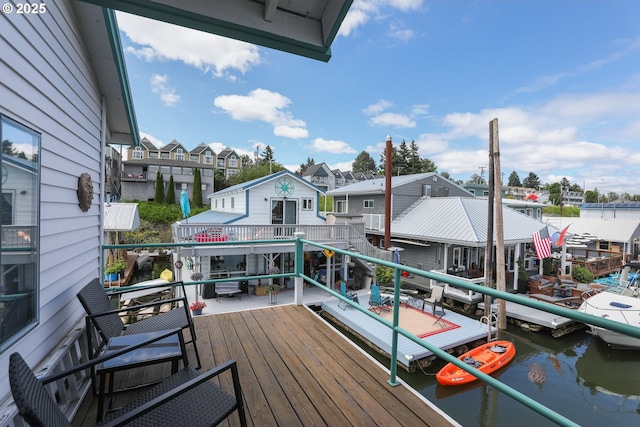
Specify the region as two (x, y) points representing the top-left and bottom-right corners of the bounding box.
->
(116, 1), (640, 195)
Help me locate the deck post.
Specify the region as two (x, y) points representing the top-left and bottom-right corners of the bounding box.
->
(294, 232), (305, 305)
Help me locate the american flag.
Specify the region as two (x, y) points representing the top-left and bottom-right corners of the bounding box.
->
(532, 227), (551, 259)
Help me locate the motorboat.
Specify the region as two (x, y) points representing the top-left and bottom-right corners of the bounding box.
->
(436, 340), (516, 386)
(578, 263), (640, 349)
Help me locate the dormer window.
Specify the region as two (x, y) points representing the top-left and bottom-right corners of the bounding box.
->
(175, 148), (184, 161)
(229, 155), (238, 168)
(133, 146), (143, 159)
(204, 151), (213, 164)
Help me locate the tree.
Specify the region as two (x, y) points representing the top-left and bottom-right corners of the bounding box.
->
(166, 175), (175, 204)
(507, 171), (521, 187)
(547, 182), (561, 205)
(396, 140), (411, 175)
(240, 154), (253, 168)
(352, 151), (376, 174)
(2, 139), (17, 155)
(584, 190), (598, 203)
(296, 157), (315, 175)
(259, 145), (275, 166)
(469, 173), (486, 185)
(228, 162), (285, 186)
(407, 140), (423, 174)
(193, 168), (202, 207)
(214, 169), (226, 192)
(419, 158), (437, 173)
(607, 191), (619, 202)
(522, 172), (541, 189)
(154, 171), (164, 203)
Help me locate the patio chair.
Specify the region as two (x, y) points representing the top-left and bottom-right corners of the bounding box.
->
(77, 278), (201, 374)
(369, 284), (391, 314)
(9, 337), (246, 427)
(338, 281), (359, 310)
(424, 285), (445, 316)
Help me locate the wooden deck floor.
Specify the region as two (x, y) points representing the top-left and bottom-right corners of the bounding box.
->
(73, 304), (456, 426)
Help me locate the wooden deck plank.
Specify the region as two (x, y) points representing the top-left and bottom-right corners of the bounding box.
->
(73, 305), (456, 427)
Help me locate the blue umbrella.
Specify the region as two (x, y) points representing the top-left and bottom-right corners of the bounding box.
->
(180, 190), (190, 221)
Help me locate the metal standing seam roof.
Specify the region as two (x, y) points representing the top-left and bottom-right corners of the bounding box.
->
(104, 203), (140, 231)
(388, 197), (555, 246)
(326, 173), (438, 196)
(545, 217), (640, 243)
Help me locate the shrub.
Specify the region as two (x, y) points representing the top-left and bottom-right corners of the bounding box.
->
(376, 265), (394, 285)
(572, 265), (594, 283)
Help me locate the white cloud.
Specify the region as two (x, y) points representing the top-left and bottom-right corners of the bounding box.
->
(150, 74), (180, 106)
(369, 112), (416, 128)
(312, 138), (357, 154)
(338, 0), (425, 37)
(363, 100), (394, 115)
(117, 12), (261, 78)
(408, 90), (640, 193)
(388, 22), (415, 42)
(213, 89), (308, 139)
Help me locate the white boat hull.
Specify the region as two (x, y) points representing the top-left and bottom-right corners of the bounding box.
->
(578, 291), (640, 350)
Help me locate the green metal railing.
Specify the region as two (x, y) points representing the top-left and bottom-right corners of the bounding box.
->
(105, 233), (640, 427)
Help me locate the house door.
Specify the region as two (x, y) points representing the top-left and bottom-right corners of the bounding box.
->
(271, 199), (297, 236)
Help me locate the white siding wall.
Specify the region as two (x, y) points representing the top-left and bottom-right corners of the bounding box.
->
(212, 177), (326, 226)
(0, 2), (104, 397)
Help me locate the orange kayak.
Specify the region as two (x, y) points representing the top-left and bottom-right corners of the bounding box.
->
(436, 340), (516, 386)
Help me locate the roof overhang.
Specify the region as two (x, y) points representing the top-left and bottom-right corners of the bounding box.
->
(78, 0), (354, 62)
(73, 2), (140, 146)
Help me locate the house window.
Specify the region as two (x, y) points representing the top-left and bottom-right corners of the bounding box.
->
(204, 152), (213, 164)
(160, 166), (171, 175)
(181, 183), (187, 190)
(132, 146), (143, 159)
(222, 199), (225, 208)
(171, 167), (182, 175)
(229, 155), (238, 167)
(201, 184), (207, 191)
(217, 159), (225, 168)
(148, 151), (158, 158)
(175, 148), (184, 161)
(231, 197), (234, 209)
(302, 198), (313, 210)
(0, 115), (40, 351)
(336, 200), (347, 213)
(363, 200), (374, 208)
(599, 241), (610, 251)
(202, 169), (213, 177)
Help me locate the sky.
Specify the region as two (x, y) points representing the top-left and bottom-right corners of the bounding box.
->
(116, 1), (640, 196)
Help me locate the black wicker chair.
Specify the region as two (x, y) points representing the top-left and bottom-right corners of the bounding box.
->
(9, 342), (246, 427)
(77, 278), (201, 370)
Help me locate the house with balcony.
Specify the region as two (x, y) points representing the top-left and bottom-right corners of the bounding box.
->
(172, 169), (388, 290)
(302, 162), (335, 191)
(216, 147), (242, 179)
(121, 139), (215, 202)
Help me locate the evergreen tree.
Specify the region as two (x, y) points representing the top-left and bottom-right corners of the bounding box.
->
(407, 140), (422, 174)
(507, 171), (521, 187)
(240, 154), (253, 168)
(193, 168), (202, 206)
(214, 169), (226, 192)
(522, 172), (541, 189)
(419, 158), (437, 173)
(352, 151), (377, 174)
(154, 171), (165, 203)
(396, 140), (411, 175)
(166, 175), (175, 204)
(259, 145), (275, 166)
(297, 157), (315, 175)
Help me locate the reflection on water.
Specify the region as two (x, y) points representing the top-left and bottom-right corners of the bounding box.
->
(330, 318), (640, 426)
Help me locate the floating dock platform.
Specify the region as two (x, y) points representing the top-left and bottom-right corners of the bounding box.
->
(320, 299), (490, 372)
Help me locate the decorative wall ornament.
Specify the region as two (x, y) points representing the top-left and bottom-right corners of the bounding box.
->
(77, 173), (94, 212)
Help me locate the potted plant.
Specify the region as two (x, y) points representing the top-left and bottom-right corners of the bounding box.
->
(189, 300), (206, 315)
(105, 259), (127, 281)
